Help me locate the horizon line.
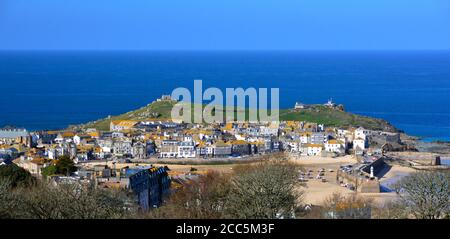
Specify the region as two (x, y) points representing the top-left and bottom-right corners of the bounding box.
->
(1, 49), (450, 52)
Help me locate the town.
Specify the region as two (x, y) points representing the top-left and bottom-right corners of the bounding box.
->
(1, 97), (413, 210)
(1, 99), (403, 166)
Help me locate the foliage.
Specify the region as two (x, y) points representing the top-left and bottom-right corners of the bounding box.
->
(55, 155), (77, 176)
(41, 165), (57, 177)
(0, 164), (36, 188)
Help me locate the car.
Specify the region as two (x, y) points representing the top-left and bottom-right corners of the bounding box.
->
(298, 177), (308, 182)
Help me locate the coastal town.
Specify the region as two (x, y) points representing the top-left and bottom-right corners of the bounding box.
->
(1, 97), (448, 217)
(1, 98), (401, 165)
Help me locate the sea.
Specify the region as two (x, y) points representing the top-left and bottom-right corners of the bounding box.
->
(1, 51), (449, 142)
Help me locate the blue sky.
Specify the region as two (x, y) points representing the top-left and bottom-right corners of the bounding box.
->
(0, 0), (449, 50)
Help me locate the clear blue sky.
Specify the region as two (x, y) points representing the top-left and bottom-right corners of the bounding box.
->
(1, 0), (449, 50)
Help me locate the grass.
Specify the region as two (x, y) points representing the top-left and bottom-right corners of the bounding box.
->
(78, 101), (397, 132)
(279, 105), (396, 131)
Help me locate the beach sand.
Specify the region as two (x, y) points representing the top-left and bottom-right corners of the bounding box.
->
(290, 155), (415, 206)
(290, 155), (357, 205)
(83, 155), (416, 207)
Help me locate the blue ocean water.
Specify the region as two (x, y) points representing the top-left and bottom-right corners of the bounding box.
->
(1, 51), (449, 142)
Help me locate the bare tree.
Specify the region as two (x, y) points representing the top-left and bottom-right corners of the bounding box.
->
(372, 200), (409, 219)
(2, 181), (134, 219)
(143, 171), (232, 219)
(226, 160), (303, 219)
(395, 171), (449, 219)
(321, 192), (373, 219)
(0, 180), (17, 219)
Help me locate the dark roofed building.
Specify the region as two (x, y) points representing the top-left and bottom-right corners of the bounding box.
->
(124, 166), (171, 211)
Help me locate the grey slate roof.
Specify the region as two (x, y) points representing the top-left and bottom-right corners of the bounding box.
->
(0, 128), (29, 138)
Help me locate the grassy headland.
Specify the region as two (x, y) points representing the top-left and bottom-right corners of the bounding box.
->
(77, 100), (398, 132)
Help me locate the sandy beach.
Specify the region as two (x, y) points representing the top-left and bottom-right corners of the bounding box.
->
(289, 156), (357, 205)
(82, 154), (417, 207)
(289, 155), (415, 206)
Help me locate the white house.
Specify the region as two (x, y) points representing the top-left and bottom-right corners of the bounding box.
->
(206, 145), (214, 156)
(337, 129), (349, 137)
(112, 139), (132, 156)
(324, 139), (345, 153)
(54, 134), (65, 144)
(295, 102), (307, 109)
(285, 140), (300, 153)
(260, 125), (279, 137)
(73, 135), (81, 145)
(354, 127), (371, 140)
(159, 140), (179, 158)
(300, 133), (311, 144)
(353, 138), (367, 151)
(97, 139), (113, 153)
(303, 143), (323, 156)
(178, 141), (196, 158)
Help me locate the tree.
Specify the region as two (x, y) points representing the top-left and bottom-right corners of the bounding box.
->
(0, 180), (18, 219)
(144, 171), (232, 219)
(372, 200), (409, 219)
(41, 165), (57, 177)
(395, 171), (449, 219)
(0, 164), (36, 188)
(226, 160), (303, 219)
(1, 181), (135, 219)
(55, 155), (77, 176)
(321, 193), (373, 219)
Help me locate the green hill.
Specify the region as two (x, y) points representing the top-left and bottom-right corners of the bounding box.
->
(77, 100), (398, 132)
(279, 106), (397, 132)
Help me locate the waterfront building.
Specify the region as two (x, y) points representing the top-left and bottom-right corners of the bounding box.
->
(213, 141), (232, 157)
(159, 140), (179, 158)
(0, 127), (31, 146)
(178, 141), (196, 158)
(324, 139), (345, 153)
(302, 143), (323, 156)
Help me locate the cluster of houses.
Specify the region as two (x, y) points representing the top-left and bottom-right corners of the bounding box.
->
(1, 115), (402, 175)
